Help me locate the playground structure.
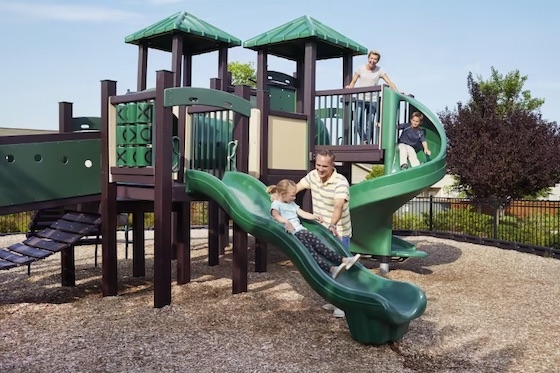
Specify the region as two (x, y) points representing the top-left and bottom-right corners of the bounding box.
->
(0, 12), (446, 345)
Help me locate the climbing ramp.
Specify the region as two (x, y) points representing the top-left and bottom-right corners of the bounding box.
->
(0, 211), (101, 270)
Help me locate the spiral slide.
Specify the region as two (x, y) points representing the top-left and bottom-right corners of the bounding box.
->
(348, 88), (448, 259)
(185, 169), (426, 345)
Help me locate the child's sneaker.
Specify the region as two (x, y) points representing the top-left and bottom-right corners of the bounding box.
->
(345, 254), (361, 270)
(322, 303), (336, 311)
(333, 308), (345, 318)
(331, 263), (346, 279)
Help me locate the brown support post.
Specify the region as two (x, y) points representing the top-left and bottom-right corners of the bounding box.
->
(342, 52), (354, 145)
(342, 53), (353, 88)
(302, 42), (317, 212)
(304, 41), (317, 164)
(208, 200), (220, 266)
(206, 77), (224, 262)
(218, 47), (228, 90)
(132, 210), (145, 277)
(179, 53), (193, 273)
(177, 55), (191, 182)
(170, 35), (184, 257)
(255, 49), (269, 272)
(153, 70), (174, 308)
(218, 210), (229, 256)
(209, 78), (221, 90)
(101, 80), (118, 297)
(210, 76), (229, 254)
(60, 245), (75, 286)
(234, 85), (250, 173)
(176, 202), (191, 285)
(231, 85), (251, 293)
(295, 59), (305, 113)
(183, 54), (192, 87)
(137, 44), (148, 91)
(58, 102), (73, 133)
(59, 100), (78, 283)
(171, 35), (183, 88)
(256, 50), (270, 184)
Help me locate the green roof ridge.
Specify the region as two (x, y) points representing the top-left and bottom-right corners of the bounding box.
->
(244, 15), (367, 58)
(125, 11), (241, 53)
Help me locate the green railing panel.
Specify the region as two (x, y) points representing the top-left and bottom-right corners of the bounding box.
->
(190, 112), (234, 174)
(0, 139), (101, 207)
(164, 87), (252, 118)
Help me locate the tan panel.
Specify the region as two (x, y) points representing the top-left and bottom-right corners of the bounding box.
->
(268, 115), (307, 170)
(248, 108), (261, 178)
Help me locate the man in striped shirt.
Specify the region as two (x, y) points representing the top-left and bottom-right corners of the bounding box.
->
(296, 149), (352, 318)
(296, 149), (352, 245)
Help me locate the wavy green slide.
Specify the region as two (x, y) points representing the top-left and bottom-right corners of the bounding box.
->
(349, 88), (448, 259)
(185, 169), (426, 345)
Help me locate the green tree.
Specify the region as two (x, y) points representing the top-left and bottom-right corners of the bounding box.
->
(439, 71), (560, 201)
(227, 61), (256, 88)
(478, 67), (545, 117)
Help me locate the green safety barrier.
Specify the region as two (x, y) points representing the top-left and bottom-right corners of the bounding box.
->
(0, 139), (101, 207)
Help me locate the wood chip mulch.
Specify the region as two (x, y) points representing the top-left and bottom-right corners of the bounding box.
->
(0, 232), (558, 373)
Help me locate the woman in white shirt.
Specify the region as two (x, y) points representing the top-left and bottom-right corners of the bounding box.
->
(346, 50), (399, 144)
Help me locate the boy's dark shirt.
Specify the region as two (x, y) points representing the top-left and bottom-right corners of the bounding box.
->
(398, 122), (425, 152)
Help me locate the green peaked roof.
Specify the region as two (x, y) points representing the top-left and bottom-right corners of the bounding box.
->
(244, 16), (367, 61)
(125, 11), (241, 55)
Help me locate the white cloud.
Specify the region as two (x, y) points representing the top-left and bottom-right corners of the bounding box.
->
(0, 2), (144, 23)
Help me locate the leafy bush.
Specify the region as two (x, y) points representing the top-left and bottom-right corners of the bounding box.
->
(394, 205), (560, 249)
(365, 165), (385, 180)
(144, 213), (155, 229)
(428, 208), (493, 236)
(393, 213), (429, 230)
(497, 213), (560, 247)
(0, 212), (32, 234)
(0, 218), (22, 234)
(191, 202), (208, 225)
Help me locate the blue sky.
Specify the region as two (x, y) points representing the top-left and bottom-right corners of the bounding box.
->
(1, 0), (558, 129)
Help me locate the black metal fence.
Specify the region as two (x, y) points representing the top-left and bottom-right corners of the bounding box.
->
(394, 197), (560, 258)
(3, 198), (560, 259)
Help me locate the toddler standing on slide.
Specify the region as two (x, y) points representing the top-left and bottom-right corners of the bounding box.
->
(267, 179), (360, 278)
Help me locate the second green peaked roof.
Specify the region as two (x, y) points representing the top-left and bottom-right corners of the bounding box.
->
(125, 12), (241, 55)
(244, 16), (367, 61)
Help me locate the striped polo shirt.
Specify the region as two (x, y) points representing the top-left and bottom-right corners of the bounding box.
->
(299, 169), (352, 238)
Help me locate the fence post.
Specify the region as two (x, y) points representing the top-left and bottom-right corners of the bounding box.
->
(429, 195), (434, 231)
(493, 200), (499, 240)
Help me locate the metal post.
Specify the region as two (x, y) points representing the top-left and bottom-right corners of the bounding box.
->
(429, 195), (434, 231)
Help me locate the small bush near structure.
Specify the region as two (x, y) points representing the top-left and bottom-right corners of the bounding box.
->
(0, 212), (33, 235)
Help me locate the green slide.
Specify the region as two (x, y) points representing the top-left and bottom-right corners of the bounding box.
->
(185, 169), (426, 345)
(349, 88), (448, 259)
